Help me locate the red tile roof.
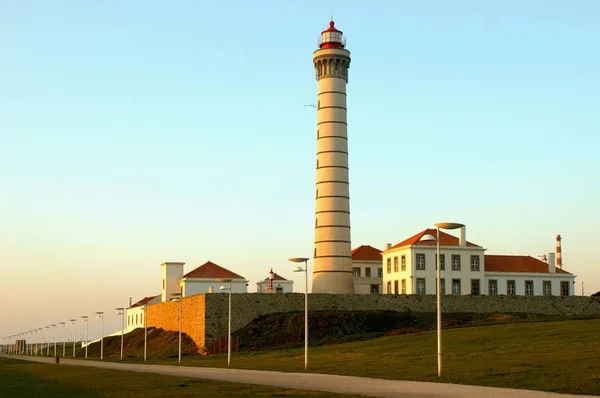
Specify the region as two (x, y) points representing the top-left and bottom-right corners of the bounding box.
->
(130, 295), (159, 308)
(182, 261), (245, 280)
(351, 245), (382, 261)
(485, 255), (571, 274)
(262, 272), (288, 281)
(390, 228), (480, 249)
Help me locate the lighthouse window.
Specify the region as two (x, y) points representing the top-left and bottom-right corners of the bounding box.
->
(315, 218), (318, 227)
(317, 129), (319, 138)
(314, 248), (317, 257)
(318, 100), (320, 109)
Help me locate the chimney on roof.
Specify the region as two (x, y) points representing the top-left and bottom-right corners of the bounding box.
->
(556, 235), (562, 269)
(459, 226), (466, 247)
(128, 297), (132, 308)
(547, 253), (556, 273)
(385, 243), (392, 250)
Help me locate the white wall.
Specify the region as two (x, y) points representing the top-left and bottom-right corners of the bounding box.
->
(485, 273), (574, 296)
(383, 246), (486, 295)
(256, 280), (294, 293)
(181, 278), (247, 296)
(352, 260), (383, 294)
(161, 262), (184, 302)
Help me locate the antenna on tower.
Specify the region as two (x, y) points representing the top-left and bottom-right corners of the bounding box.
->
(330, 6), (333, 21)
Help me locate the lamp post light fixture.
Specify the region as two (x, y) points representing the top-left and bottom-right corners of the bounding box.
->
(170, 293), (183, 364)
(95, 312), (104, 360)
(217, 279), (233, 367)
(81, 316), (89, 359)
(115, 308), (125, 360)
(59, 323), (66, 357)
(289, 257), (309, 370)
(421, 222), (465, 377)
(142, 305), (147, 362)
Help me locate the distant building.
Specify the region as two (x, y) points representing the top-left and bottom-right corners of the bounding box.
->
(351, 245), (383, 294)
(126, 295), (159, 332)
(256, 269), (294, 293)
(382, 227), (575, 296)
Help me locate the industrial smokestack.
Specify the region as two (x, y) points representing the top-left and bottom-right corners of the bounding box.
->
(556, 235), (562, 269)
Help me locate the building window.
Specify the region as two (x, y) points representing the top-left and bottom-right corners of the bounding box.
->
(370, 284), (379, 293)
(560, 281), (569, 296)
(394, 280), (399, 295)
(386, 258), (392, 273)
(416, 278), (426, 294)
(507, 280), (516, 295)
(451, 255), (461, 270)
(525, 280), (533, 296)
(471, 279), (480, 295)
(439, 278), (445, 295)
(163, 279), (165, 289)
(387, 281), (392, 294)
(140, 313), (143, 325)
(393, 256), (399, 272)
(128, 315), (130, 326)
(471, 255), (480, 271)
(378, 268), (383, 277)
(136, 314), (138, 324)
(416, 253), (426, 270)
(353, 267), (361, 277)
(401, 279), (406, 294)
(543, 281), (552, 296)
(365, 267), (371, 277)
(401, 255), (406, 271)
(452, 279), (461, 295)
(435, 254), (445, 270)
(488, 280), (498, 295)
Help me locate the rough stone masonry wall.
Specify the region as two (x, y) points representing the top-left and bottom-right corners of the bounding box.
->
(202, 293), (600, 349)
(146, 294), (206, 351)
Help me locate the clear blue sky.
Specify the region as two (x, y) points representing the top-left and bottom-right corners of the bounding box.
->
(1, 0), (599, 339)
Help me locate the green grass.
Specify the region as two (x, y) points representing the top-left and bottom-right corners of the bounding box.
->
(138, 319), (600, 396)
(0, 357), (363, 398)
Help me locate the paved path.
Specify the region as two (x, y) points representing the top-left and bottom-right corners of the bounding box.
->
(2, 355), (597, 398)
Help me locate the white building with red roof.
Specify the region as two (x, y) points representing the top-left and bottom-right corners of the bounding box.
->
(351, 245), (384, 294)
(176, 261), (248, 297)
(256, 269), (294, 293)
(382, 226), (575, 296)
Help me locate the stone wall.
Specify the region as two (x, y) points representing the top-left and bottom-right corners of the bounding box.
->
(149, 293), (600, 352)
(203, 294), (600, 348)
(146, 294), (206, 351)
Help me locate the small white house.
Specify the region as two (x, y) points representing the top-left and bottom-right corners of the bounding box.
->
(351, 245), (383, 294)
(179, 261), (248, 296)
(256, 269), (294, 293)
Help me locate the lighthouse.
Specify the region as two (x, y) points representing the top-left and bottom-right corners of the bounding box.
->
(312, 20), (355, 294)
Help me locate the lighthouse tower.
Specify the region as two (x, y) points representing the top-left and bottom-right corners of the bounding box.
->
(312, 21), (354, 294)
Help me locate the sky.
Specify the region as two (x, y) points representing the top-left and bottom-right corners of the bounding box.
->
(1, 0), (599, 341)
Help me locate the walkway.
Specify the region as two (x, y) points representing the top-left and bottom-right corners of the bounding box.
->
(2, 355), (596, 398)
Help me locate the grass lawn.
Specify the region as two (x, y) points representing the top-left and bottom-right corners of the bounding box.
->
(138, 319), (600, 396)
(0, 357), (363, 398)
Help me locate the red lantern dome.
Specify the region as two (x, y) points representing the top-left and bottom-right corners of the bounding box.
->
(318, 21), (346, 49)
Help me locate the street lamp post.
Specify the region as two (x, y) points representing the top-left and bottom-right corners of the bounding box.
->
(142, 305), (147, 361)
(217, 279), (233, 367)
(69, 319), (77, 358)
(170, 293), (183, 364)
(421, 222), (465, 377)
(95, 312), (104, 360)
(59, 323), (66, 356)
(51, 325), (57, 357)
(115, 308), (125, 360)
(81, 316), (89, 359)
(45, 326), (50, 356)
(289, 257), (309, 370)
